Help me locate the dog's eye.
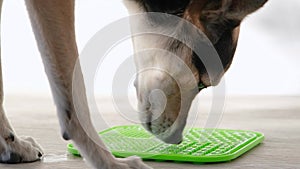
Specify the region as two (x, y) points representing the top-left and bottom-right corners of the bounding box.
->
(170, 9), (184, 17)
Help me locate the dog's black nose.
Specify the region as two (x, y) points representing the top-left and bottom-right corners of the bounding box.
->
(145, 122), (152, 132)
(176, 140), (183, 145)
(38, 152), (43, 158)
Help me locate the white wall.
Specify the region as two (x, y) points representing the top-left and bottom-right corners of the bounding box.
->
(1, 0), (299, 96)
(225, 0), (300, 95)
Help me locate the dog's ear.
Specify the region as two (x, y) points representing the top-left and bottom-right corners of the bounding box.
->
(199, 0), (268, 43)
(225, 0), (268, 20)
(201, 0), (268, 23)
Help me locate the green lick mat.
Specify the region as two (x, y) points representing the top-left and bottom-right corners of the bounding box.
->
(67, 125), (264, 163)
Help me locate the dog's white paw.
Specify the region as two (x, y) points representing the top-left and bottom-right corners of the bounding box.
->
(113, 156), (152, 169)
(0, 135), (43, 164)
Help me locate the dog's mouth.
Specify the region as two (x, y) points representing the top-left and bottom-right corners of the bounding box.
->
(140, 114), (183, 145)
(137, 91), (185, 144)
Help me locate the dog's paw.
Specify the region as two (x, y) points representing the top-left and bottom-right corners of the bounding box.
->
(113, 156), (152, 169)
(0, 135), (43, 164)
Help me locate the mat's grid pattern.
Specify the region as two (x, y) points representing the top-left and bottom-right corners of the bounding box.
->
(100, 126), (257, 156)
(68, 125), (264, 163)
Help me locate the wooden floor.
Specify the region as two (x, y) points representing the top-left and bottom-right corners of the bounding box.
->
(0, 95), (299, 169)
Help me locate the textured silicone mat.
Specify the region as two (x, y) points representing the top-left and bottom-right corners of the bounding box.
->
(67, 125), (264, 163)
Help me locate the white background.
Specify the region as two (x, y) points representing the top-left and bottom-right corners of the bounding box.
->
(1, 0), (299, 96)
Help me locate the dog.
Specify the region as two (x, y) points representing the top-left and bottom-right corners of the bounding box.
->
(0, 0), (267, 168)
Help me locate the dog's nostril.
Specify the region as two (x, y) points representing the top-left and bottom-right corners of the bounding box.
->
(38, 152), (43, 158)
(176, 140), (183, 145)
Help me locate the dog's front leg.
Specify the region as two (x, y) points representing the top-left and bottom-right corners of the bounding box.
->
(25, 0), (151, 168)
(0, 0), (43, 163)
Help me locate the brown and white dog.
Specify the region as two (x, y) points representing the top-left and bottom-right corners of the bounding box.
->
(0, 0), (267, 168)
